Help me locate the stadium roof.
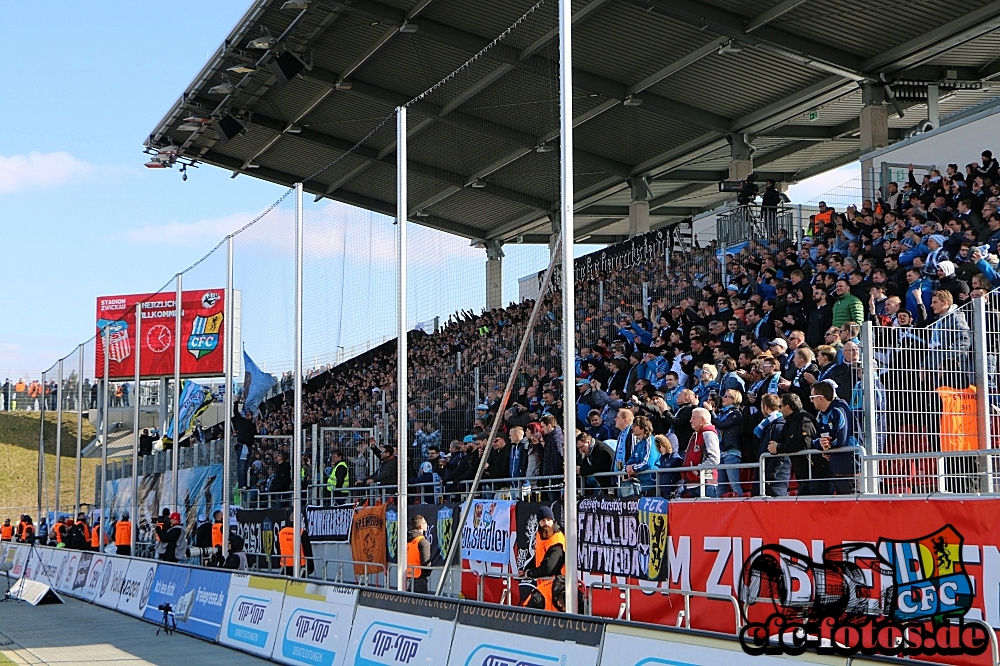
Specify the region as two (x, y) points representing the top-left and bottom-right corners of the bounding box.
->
(148, 0), (1000, 244)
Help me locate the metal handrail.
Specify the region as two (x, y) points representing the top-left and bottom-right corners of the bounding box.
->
(585, 581), (742, 632)
(758, 445), (867, 493)
(322, 558), (388, 585)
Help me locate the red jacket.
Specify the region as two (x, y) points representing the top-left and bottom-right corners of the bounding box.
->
(682, 424), (719, 485)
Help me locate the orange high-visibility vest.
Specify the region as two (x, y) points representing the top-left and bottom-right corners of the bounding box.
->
(1, 524), (12, 541)
(54, 522), (67, 544)
(77, 521), (91, 545)
(534, 530), (566, 575)
(116, 521), (132, 547)
(520, 578), (559, 612)
(212, 523), (223, 549)
(92, 524), (105, 549)
(279, 527), (305, 568)
(406, 536), (426, 580)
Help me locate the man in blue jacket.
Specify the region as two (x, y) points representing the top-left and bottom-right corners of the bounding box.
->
(809, 380), (857, 495)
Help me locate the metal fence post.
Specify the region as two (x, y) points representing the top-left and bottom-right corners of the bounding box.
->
(101, 325), (111, 543)
(559, 0), (578, 613)
(973, 297), (993, 492)
(395, 105), (409, 593)
(38, 370), (46, 523)
(861, 321), (877, 494)
(293, 182), (304, 578)
(172, 273), (182, 512)
(311, 423), (319, 502)
(641, 282), (649, 317)
(75, 344), (84, 515)
(131, 303), (142, 550)
(474, 366), (480, 408)
(55, 359), (63, 519)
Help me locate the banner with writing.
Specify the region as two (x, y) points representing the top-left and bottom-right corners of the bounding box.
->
(306, 505), (354, 543)
(460, 500), (515, 566)
(577, 497), (648, 578)
(638, 497), (669, 581)
(234, 508), (290, 569)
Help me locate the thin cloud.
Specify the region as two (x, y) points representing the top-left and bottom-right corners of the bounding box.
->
(0, 151), (94, 195)
(119, 212), (257, 246)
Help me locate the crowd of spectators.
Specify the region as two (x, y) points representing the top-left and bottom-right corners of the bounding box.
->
(233, 150), (1000, 502)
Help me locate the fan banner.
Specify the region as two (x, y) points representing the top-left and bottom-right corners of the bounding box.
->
(95, 289), (225, 378)
(306, 505), (354, 543)
(667, 498), (1000, 636)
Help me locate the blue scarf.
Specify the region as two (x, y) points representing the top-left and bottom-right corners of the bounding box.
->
(615, 425), (632, 472)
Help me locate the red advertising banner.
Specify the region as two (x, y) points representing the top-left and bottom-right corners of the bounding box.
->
(648, 498), (1000, 664)
(95, 289), (225, 379)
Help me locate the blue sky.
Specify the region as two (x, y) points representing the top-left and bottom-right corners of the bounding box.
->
(0, 2), (857, 381)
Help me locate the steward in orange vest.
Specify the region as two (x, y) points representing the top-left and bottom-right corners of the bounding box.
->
(278, 521), (313, 577)
(520, 506), (566, 612)
(1, 519), (13, 541)
(54, 517), (70, 546)
(115, 512), (132, 557)
(405, 515), (432, 594)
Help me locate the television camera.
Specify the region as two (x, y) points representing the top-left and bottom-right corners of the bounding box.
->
(718, 173), (760, 206)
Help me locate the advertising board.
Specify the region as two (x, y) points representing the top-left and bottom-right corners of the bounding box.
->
(141, 564), (192, 623)
(346, 590), (458, 666)
(80, 552), (108, 602)
(219, 574), (287, 657)
(116, 558), (158, 618)
(667, 498), (1000, 634)
(446, 603), (602, 666)
(272, 581), (358, 666)
(94, 555), (131, 609)
(173, 568), (231, 640)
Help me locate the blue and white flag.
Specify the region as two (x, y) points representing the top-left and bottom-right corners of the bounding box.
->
(163, 379), (214, 445)
(242, 350), (277, 416)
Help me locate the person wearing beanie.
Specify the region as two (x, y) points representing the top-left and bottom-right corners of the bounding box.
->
(520, 506), (566, 612)
(936, 260), (971, 306)
(923, 234), (949, 277)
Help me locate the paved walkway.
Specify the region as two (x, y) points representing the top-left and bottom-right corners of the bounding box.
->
(0, 596), (272, 666)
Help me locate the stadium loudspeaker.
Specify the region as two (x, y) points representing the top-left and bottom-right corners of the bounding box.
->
(269, 51), (305, 85)
(8, 578), (64, 606)
(216, 114), (245, 144)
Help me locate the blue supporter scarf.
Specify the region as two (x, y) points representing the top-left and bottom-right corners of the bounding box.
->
(615, 425), (632, 474)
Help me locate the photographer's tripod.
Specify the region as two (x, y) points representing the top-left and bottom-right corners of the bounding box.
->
(156, 603), (176, 636)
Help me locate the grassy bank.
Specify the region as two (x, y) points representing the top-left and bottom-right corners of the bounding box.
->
(0, 411), (97, 518)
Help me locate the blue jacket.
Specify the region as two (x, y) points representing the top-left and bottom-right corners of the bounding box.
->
(712, 405), (744, 453)
(905, 277), (933, 317)
(814, 397), (857, 476)
(977, 257), (1000, 285)
(899, 241), (930, 268)
(625, 434), (661, 490)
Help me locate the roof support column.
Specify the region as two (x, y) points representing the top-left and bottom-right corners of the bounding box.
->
(485, 240), (504, 310)
(727, 133), (755, 181)
(628, 176), (651, 238)
(860, 83), (889, 200)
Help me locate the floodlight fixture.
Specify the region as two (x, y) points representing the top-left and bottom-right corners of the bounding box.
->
(471, 179), (486, 189)
(399, 23), (418, 34)
(248, 36), (276, 49)
(623, 96), (642, 107)
(536, 144), (554, 153)
(281, 0), (310, 9)
(208, 80), (235, 95)
(227, 63), (257, 74)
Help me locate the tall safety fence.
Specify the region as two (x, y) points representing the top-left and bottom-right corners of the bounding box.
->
(863, 293), (999, 495)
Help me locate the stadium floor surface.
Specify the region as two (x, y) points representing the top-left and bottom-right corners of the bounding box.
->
(0, 595), (271, 666)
